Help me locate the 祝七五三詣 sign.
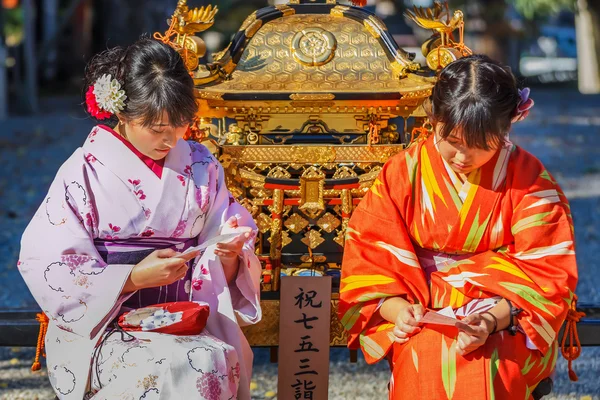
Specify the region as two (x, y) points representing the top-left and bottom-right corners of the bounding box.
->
(278, 276), (332, 400)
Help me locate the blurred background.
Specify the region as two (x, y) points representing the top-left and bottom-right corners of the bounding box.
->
(1, 0), (600, 399)
(1, 0), (598, 116)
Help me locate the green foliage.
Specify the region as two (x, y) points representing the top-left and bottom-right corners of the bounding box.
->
(4, 7), (24, 46)
(511, 0), (575, 19)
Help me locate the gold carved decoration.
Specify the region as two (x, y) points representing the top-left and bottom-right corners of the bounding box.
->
(240, 300), (349, 346)
(330, 5), (350, 18)
(293, 146), (336, 164)
(426, 46), (461, 70)
(289, 93), (335, 101)
(334, 188), (353, 247)
(196, 14), (433, 94)
(198, 91), (223, 100)
(390, 57), (420, 80)
(239, 11), (257, 32)
(300, 244), (327, 266)
(281, 230), (292, 248)
(247, 132), (259, 145)
(168, 1), (468, 309)
(291, 27), (337, 67)
(405, 3), (463, 48)
(256, 213), (271, 233)
(275, 4), (296, 17)
(269, 230), (292, 248)
(363, 15), (387, 39)
(245, 19), (263, 38)
(239, 168), (266, 185)
(302, 230), (325, 249)
(226, 123), (245, 145)
(332, 166), (358, 179)
(238, 198), (259, 217)
(405, 2), (472, 70)
(172, 2), (218, 35)
(222, 145), (403, 164)
(269, 189), (284, 290)
(329, 299), (350, 345)
(154, 1), (218, 71)
(284, 213), (309, 234)
(316, 212), (341, 233)
(292, 0), (336, 3)
(266, 166), (291, 179)
(299, 167), (326, 219)
(333, 231), (345, 247)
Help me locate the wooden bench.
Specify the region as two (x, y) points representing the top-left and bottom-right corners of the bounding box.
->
(1, 300), (598, 348)
(1, 299), (596, 399)
(0, 293), (354, 362)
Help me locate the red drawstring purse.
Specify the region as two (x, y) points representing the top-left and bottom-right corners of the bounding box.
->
(118, 301), (210, 336)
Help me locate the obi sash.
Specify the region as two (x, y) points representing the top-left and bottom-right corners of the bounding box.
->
(94, 237), (198, 307)
(414, 246), (501, 317)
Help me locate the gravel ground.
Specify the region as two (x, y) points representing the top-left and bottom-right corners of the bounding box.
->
(0, 88), (599, 399)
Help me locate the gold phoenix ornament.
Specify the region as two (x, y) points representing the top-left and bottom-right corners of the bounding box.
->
(154, 0), (218, 71)
(405, 1), (472, 70)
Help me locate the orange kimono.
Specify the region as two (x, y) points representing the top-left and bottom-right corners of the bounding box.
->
(339, 135), (578, 400)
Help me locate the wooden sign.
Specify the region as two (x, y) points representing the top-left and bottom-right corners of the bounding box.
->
(278, 276), (332, 400)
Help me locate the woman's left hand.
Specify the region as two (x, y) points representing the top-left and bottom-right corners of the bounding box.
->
(215, 215), (251, 264)
(456, 313), (495, 356)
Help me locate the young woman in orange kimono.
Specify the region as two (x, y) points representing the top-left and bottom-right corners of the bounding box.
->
(339, 55), (578, 400)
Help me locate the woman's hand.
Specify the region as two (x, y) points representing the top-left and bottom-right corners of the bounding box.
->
(392, 303), (425, 344)
(215, 215), (252, 262)
(456, 313), (495, 356)
(217, 215), (253, 284)
(123, 248), (200, 293)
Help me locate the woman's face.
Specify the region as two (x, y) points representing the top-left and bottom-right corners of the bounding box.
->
(434, 124), (499, 174)
(119, 111), (188, 160)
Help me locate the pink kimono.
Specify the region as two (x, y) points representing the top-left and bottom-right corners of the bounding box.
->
(18, 126), (262, 399)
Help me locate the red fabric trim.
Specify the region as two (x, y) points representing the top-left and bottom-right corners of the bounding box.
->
(99, 125), (165, 178)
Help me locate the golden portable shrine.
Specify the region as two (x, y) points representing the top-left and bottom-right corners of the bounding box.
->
(156, 0), (472, 348)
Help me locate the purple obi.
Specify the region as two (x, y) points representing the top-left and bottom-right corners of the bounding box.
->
(94, 237), (197, 308)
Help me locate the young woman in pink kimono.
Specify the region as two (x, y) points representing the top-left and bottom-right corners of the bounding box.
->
(18, 38), (262, 400)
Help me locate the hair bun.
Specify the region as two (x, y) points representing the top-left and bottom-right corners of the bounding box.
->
(83, 38), (197, 128)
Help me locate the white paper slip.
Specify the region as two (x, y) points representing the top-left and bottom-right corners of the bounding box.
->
(420, 309), (476, 334)
(181, 232), (242, 255)
(420, 311), (459, 327)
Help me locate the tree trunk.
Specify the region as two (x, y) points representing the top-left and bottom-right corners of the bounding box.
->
(23, 0), (38, 113)
(42, 0), (58, 81)
(0, 5), (6, 119)
(71, 0), (93, 73)
(576, 0), (600, 94)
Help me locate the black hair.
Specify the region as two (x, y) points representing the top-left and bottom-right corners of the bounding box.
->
(428, 54), (521, 150)
(84, 37), (197, 128)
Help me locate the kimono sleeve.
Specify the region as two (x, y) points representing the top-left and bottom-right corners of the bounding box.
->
(338, 153), (430, 364)
(18, 149), (135, 340)
(429, 156), (578, 355)
(195, 160), (261, 326)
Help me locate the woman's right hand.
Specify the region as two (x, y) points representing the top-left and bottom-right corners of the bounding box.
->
(392, 303), (425, 344)
(123, 248), (200, 293)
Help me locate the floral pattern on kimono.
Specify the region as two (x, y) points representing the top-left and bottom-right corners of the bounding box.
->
(338, 135), (577, 400)
(89, 330), (239, 400)
(18, 126), (262, 400)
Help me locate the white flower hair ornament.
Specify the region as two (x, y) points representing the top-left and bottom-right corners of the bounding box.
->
(85, 74), (127, 120)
